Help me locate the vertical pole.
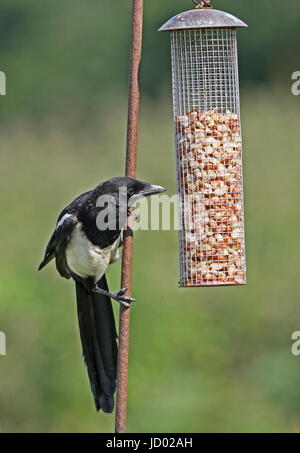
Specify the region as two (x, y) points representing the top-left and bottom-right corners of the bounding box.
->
(115, 0), (144, 434)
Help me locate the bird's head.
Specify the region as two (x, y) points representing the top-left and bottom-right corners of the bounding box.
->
(98, 177), (166, 205)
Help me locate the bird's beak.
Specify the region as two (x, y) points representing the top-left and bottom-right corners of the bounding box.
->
(128, 183), (166, 206)
(140, 184), (166, 197)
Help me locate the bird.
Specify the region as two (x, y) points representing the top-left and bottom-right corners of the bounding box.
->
(38, 176), (166, 413)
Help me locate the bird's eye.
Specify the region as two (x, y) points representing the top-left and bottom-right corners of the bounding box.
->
(128, 188), (135, 196)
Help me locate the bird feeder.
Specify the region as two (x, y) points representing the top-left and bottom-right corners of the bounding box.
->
(159, 2), (247, 287)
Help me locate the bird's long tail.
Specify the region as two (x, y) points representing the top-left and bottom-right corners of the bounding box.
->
(75, 275), (118, 412)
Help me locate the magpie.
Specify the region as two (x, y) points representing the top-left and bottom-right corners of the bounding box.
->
(39, 176), (165, 413)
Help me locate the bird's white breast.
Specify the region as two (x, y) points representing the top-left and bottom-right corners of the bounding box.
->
(65, 223), (118, 282)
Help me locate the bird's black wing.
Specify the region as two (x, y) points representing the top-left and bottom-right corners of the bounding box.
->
(38, 214), (77, 278)
(54, 214), (78, 279)
(38, 229), (56, 271)
(38, 189), (93, 273)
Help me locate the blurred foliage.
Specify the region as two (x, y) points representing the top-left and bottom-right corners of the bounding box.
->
(0, 0), (299, 433)
(0, 0), (299, 121)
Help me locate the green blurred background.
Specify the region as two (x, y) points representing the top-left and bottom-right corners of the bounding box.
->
(0, 0), (300, 433)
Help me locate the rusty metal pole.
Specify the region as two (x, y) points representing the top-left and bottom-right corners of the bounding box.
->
(115, 0), (144, 434)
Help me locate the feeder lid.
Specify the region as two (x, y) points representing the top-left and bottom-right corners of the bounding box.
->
(159, 9), (248, 32)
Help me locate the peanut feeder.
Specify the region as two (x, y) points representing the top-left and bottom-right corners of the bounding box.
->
(159, 5), (247, 287)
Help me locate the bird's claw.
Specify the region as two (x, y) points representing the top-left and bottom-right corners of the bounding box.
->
(113, 288), (136, 307)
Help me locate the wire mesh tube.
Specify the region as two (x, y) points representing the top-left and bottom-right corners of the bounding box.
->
(171, 28), (246, 287)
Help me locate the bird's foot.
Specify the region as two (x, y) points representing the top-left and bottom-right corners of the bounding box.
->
(111, 288), (135, 308)
(94, 285), (135, 308)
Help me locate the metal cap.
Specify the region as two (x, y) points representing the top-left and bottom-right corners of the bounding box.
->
(159, 9), (248, 32)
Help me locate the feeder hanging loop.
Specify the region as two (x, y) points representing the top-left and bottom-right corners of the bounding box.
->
(193, 0), (213, 9)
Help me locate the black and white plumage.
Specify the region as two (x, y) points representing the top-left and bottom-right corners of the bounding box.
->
(39, 177), (165, 412)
